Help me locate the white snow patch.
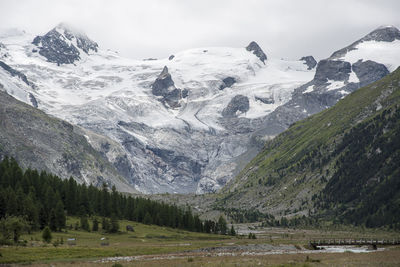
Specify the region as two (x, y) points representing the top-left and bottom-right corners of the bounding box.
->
(348, 71), (359, 83)
(303, 85), (314, 94)
(326, 79), (345, 91)
(341, 40), (400, 72)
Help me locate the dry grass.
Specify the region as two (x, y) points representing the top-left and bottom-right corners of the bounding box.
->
(27, 247), (400, 267)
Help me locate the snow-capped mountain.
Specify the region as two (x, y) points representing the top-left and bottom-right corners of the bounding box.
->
(0, 23), (398, 194)
(255, 25), (400, 137)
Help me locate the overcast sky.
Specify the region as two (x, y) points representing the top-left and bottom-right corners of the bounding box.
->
(0, 0), (399, 60)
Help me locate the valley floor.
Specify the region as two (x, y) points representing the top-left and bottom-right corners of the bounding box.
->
(37, 248), (400, 267)
(1, 219), (399, 266)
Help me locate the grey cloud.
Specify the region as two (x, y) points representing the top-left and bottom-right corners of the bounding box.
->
(0, 0), (399, 60)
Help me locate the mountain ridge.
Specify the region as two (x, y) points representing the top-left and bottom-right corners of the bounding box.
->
(218, 66), (400, 226)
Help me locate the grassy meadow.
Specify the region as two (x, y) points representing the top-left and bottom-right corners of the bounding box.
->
(1, 217), (400, 266)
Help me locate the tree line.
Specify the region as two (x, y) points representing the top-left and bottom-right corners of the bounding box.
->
(0, 157), (227, 235)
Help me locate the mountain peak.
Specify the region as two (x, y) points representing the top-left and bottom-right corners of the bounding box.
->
(330, 25), (400, 59)
(361, 25), (400, 42)
(246, 41), (267, 64)
(160, 66), (169, 78)
(32, 23), (98, 65)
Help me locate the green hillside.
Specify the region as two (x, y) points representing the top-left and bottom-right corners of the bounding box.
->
(218, 67), (400, 228)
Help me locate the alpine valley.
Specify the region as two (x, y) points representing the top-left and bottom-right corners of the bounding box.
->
(1, 23), (400, 197)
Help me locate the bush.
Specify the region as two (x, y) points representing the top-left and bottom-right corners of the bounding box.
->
(248, 232), (256, 239)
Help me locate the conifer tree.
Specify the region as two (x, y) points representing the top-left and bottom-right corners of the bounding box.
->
(143, 212), (152, 225)
(102, 217), (110, 231)
(80, 215), (90, 231)
(49, 209), (57, 231)
(92, 217), (99, 232)
(217, 215), (227, 235)
(109, 214), (119, 233)
(230, 225), (236, 236)
(55, 200), (66, 231)
(42, 226), (52, 243)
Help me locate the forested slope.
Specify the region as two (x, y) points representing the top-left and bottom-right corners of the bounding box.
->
(219, 67), (400, 228)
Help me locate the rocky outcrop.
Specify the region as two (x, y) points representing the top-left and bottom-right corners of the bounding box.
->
(151, 66), (186, 108)
(32, 23), (98, 65)
(352, 60), (389, 87)
(314, 59), (351, 85)
(28, 93), (38, 108)
(300, 56), (317, 70)
(255, 96), (274, 104)
(152, 66), (175, 96)
(219, 77), (236, 90)
(246, 41), (267, 63)
(222, 95), (250, 117)
(0, 60), (32, 87)
(0, 42), (8, 58)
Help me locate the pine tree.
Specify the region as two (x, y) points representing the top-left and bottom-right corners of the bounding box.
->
(143, 212), (152, 225)
(49, 209), (57, 231)
(42, 226), (52, 243)
(92, 217), (99, 231)
(80, 215), (90, 231)
(102, 217), (110, 232)
(217, 215), (227, 235)
(55, 200), (66, 231)
(230, 225), (236, 236)
(109, 214), (119, 233)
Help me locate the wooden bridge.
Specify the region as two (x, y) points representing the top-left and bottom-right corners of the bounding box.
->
(309, 239), (400, 250)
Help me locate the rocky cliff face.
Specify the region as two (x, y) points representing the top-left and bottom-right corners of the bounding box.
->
(0, 89), (135, 193)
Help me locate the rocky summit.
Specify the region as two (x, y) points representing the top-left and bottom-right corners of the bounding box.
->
(32, 23), (98, 65)
(246, 41), (267, 63)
